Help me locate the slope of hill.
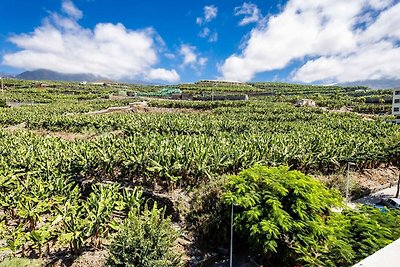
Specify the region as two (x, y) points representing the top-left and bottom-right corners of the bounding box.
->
(16, 69), (102, 82)
(336, 79), (400, 89)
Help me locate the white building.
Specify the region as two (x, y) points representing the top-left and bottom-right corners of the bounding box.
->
(393, 89), (400, 123)
(353, 238), (400, 267)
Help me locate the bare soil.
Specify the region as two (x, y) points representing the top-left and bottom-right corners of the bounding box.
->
(316, 165), (400, 192)
(46, 250), (107, 267)
(81, 105), (205, 115)
(4, 124), (123, 141)
(319, 106), (377, 120)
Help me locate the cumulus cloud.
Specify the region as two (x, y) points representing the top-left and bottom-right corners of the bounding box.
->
(145, 68), (179, 83)
(179, 44), (207, 70)
(234, 2), (261, 26)
(3, 0), (179, 82)
(293, 42), (400, 83)
(220, 0), (400, 83)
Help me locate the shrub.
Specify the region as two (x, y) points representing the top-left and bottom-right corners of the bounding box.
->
(186, 175), (229, 249)
(223, 165), (400, 266)
(106, 203), (183, 267)
(0, 99), (6, 108)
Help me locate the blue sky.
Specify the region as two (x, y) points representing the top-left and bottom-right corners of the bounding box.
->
(1, 0), (399, 83)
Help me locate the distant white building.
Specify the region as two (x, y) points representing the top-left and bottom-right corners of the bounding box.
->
(295, 99), (316, 107)
(393, 89), (400, 123)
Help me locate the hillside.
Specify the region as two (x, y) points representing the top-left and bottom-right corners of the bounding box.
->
(16, 69), (102, 82)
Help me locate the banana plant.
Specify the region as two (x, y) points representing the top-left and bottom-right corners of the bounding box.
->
(84, 183), (120, 249)
(56, 200), (89, 255)
(0, 222), (27, 256)
(28, 224), (52, 258)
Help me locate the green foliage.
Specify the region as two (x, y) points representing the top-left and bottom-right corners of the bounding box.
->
(186, 175), (229, 248)
(329, 206), (400, 264)
(224, 165), (343, 265)
(0, 99), (6, 108)
(0, 258), (41, 267)
(106, 203), (182, 267)
(223, 165), (400, 266)
(0, 168), (144, 257)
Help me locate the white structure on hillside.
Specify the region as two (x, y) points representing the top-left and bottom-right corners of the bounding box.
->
(353, 238), (400, 267)
(393, 89), (400, 124)
(295, 99), (316, 107)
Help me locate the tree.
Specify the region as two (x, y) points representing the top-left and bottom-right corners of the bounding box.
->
(223, 165), (344, 265)
(223, 165), (400, 266)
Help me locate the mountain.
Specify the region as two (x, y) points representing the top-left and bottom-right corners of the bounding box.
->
(16, 69), (102, 82)
(0, 72), (16, 78)
(336, 79), (400, 89)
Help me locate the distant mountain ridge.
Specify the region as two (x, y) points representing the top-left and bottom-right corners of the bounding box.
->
(0, 72), (16, 78)
(335, 79), (400, 89)
(11, 69), (400, 88)
(16, 69), (102, 82)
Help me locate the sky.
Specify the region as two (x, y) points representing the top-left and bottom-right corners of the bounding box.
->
(0, 0), (399, 84)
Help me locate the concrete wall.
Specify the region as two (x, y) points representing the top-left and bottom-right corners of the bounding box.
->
(353, 238), (400, 267)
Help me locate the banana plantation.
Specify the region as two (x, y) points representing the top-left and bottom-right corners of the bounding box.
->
(0, 79), (399, 266)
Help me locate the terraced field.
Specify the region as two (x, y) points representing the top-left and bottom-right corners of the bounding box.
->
(0, 79), (399, 266)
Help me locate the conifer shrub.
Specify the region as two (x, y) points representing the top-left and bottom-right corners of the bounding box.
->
(106, 203), (183, 267)
(186, 175), (229, 249)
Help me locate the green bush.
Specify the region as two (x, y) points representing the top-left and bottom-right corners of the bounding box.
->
(0, 99), (6, 108)
(186, 175), (229, 249)
(331, 206), (400, 264)
(106, 203), (183, 267)
(0, 258), (41, 267)
(223, 165), (400, 266)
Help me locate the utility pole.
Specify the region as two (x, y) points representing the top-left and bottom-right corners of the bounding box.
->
(230, 202), (234, 267)
(346, 162), (356, 204)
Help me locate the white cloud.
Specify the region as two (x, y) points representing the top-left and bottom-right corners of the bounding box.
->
(62, 0), (83, 19)
(198, 27), (218, 43)
(196, 5), (218, 25)
(179, 44), (207, 70)
(234, 2), (261, 26)
(293, 42), (400, 83)
(196, 5), (218, 43)
(196, 17), (203, 26)
(199, 27), (210, 38)
(145, 68), (180, 83)
(204, 5), (218, 22)
(3, 1), (179, 82)
(164, 53), (175, 59)
(220, 0), (400, 83)
(358, 3), (400, 43)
